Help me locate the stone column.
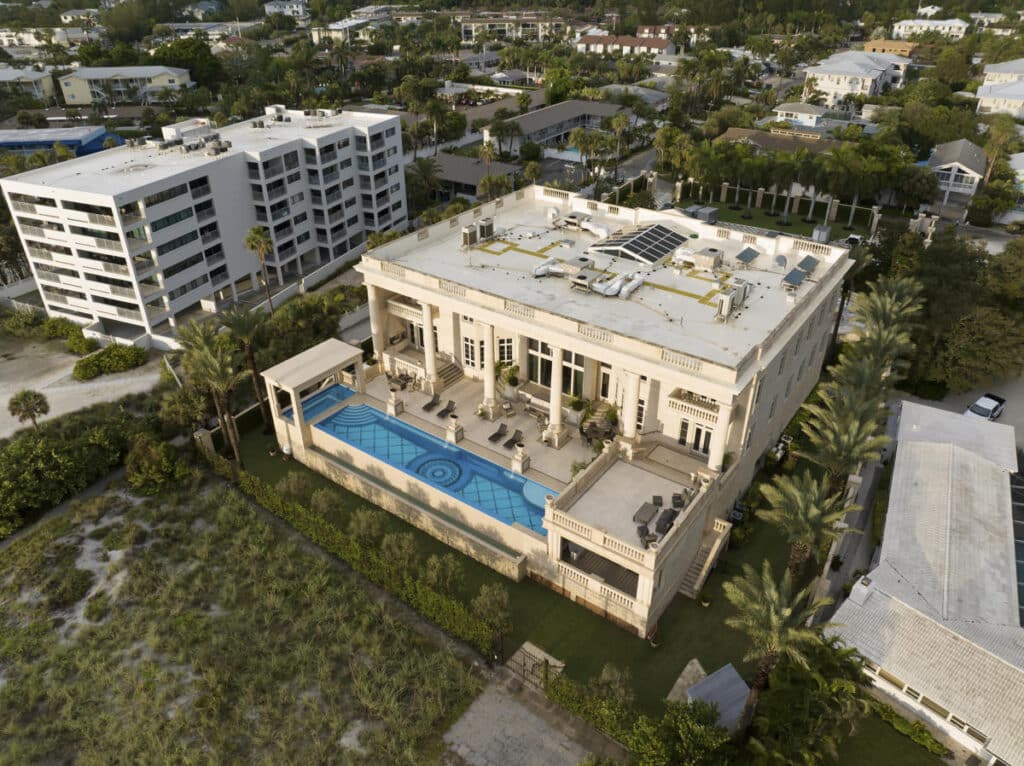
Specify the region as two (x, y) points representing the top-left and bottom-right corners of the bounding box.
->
(828, 197), (840, 222)
(289, 387), (309, 451)
(481, 321), (497, 417)
(707, 401), (734, 472)
(367, 284), (386, 368)
(421, 301), (438, 389)
(755, 187), (765, 208)
(719, 181), (729, 202)
(543, 346), (565, 447)
(620, 371), (640, 441)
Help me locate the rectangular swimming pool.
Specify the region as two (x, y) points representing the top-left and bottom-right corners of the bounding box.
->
(282, 383), (356, 422)
(315, 403), (552, 534)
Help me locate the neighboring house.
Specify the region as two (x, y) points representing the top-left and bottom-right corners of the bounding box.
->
(262, 184), (851, 638)
(916, 4), (942, 17)
(599, 83), (669, 111)
(0, 65), (54, 99)
(969, 11), (1005, 26)
(460, 49), (500, 74)
(977, 80), (1024, 119)
(263, 0), (307, 18)
(0, 105), (406, 347)
(862, 39), (918, 57)
(803, 51), (910, 108)
(981, 57), (1024, 86)
(927, 138), (987, 204)
(490, 70), (529, 86)
(185, 0), (221, 20)
(459, 16), (564, 43)
(770, 102), (827, 128)
(830, 401), (1024, 766)
(310, 18), (374, 44)
(636, 24), (676, 39)
(576, 34), (676, 56)
(58, 8), (98, 24)
(432, 152), (517, 200)
(482, 99), (626, 155)
(0, 26), (101, 47)
(716, 127), (840, 156)
(892, 17), (969, 39)
(0, 125), (120, 156)
(59, 66), (194, 105)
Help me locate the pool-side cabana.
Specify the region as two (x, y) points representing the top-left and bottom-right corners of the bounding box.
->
(262, 338), (365, 450)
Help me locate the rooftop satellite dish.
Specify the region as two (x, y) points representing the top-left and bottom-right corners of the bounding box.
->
(774, 255), (788, 269)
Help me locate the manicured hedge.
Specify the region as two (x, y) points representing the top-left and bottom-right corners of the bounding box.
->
(203, 452), (494, 654)
(875, 703), (949, 756)
(73, 344), (148, 381)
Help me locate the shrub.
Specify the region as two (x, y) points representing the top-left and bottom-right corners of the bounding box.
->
(875, 704), (949, 756)
(275, 471), (315, 503)
(518, 141), (542, 161)
(424, 553), (463, 592)
(103, 521), (147, 550)
(381, 532), (420, 571)
(46, 567), (95, 610)
(42, 317), (81, 340)
(0, 308), (44, 336)
(84, 592), (111, 621)
(347, 506), (386, 545)
(66, 334), (99, 356)
(73, 344), (148, 380)
(125, 433), (193, 495)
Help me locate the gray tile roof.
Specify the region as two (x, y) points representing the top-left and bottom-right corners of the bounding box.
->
(686, 664), (749, 732)
(508, 99), (624, 136)
(928, 138), (988, 177)
(433, 152), (517, 187)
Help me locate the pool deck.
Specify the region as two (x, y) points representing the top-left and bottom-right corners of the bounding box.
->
(306, 375), (599, 490)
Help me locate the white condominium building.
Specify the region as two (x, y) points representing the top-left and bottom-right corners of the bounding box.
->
(0, 105), (406, 348)
(58, 65), (194, 105)
(264, 186), (850, 636)
(803, 51), (910, 108)
(977, 58), (1024, 118)
(892, 17), (969, 39)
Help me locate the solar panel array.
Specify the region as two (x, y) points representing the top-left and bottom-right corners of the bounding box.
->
(590, 224), (687, 265)
(783, 268), (807, 288)
(736, 247), (759, 264)
(797, 255), (820, 273)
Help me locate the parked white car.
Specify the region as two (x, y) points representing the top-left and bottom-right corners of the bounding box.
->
(963, 393), (1006, 421)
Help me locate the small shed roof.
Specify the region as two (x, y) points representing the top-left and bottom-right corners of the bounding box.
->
(261, 338), (363, 391)
(686, 663), (749, 732)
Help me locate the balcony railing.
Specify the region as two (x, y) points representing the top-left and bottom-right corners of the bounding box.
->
(196, 208), (216, 222)
(190, 184), (211, 199)
(201, 231), (219, 244)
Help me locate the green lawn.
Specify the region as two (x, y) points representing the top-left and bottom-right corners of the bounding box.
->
(676, 195), (873, 239)
(836, 715), (946, 766)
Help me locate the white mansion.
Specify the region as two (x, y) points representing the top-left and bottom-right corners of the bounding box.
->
(263, 187), (851, 636)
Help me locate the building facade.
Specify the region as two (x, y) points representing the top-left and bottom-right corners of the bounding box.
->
(459, 15), (564, 43)
(265, 186), (850, 636)
(0, 105), (406, 347)
(977, 59), (1024, 118)
(482, 99), (627, 155)
(575, 34), (676, 55)
(0, 65), (54, 99)
(803, 51), (910, 108)
(892, 17), (969, 39)
(59, 66), (194, 105)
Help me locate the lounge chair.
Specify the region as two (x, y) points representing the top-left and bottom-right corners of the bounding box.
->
(436, 400), (456, 418)
(503, 429), (523, 449)
(422, 393), (441, 412)
(655, 508), (680, 535)
(652, 495), (664, 507)
(488, 422), (508, 443)
(672, 493), (685, 509)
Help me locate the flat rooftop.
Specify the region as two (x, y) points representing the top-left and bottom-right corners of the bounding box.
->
(363, 191), (848, 369)
(0, 125), (105, 143)
(2, 107), (396, 197)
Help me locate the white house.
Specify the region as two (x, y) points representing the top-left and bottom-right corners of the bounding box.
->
(803, 51), (910, 109)
(262, 185), (851, 637)
(576, 34), (676, 56)
(892, 17), (969, 39)
(263, 0), (308, 19)
(771, 102), (827, 127)
(928, 138), (987, 204)
(916, 4), (942, 17)
(58, 8), (99, 24)
(482, 99), (627, 156)
(977, 80), (1024, 119)
(185, 0), (221, 20)
(982, 57), (1024, 86)
(0, 105), (406, 347)
(831, 402), (1024, 766)
(970, 11), (1005, 26)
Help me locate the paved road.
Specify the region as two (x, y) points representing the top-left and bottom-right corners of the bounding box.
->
(958, 223), (1015, 255)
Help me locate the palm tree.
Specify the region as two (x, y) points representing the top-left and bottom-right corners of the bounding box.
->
(424, 98), (448, 155)
(724, 559), (831, 730)
(760, 471), (856, 579)
(801, 406), (890, 493)
(827, 244), (870, 357)
(608, 111), (631, 182)
(406, 156), (442, 208)
(8, 389), (49, 430)
(244, 226), (275, 316)
(220, 306), (270, 428)
(477, 140), (495, 177)
(852, 276), (922, 340)
(516, 90), (532, 114)
(188, 343), (246, 467)
(523, 160), (542, 185)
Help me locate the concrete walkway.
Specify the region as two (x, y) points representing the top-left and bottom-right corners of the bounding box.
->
(444, 672), (626, 766)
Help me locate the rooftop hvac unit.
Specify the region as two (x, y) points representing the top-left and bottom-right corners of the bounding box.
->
(733, 278), (751, 306)
(812, 224), (831, 243)
(461, 225), (478, 247)
(682, 204), (702, 218)
(477, 217), (494, 239)
(715, 288), (736, 320)
(697, 206), (718, 223)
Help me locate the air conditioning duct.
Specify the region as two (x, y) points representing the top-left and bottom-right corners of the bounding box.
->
(619, 273), (645, 298)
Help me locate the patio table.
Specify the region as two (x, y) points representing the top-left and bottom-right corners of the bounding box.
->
(632, 502), (659, 525)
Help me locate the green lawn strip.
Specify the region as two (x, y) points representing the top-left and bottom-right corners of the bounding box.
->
(836, 714), (946, 766)
(0, 486), (481, 763)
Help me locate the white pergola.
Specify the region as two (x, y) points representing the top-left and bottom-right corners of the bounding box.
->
(262, 338), (365, 448)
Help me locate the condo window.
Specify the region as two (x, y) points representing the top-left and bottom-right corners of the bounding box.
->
(156, 230), (199, 257)
(163, 251), (204, 278)
(283, 151), (299, 170)
(262, 157), (284, 177)
(151, 207), (194, 232)
(498, 338), (513, 364)
(144, 184), (187, 207)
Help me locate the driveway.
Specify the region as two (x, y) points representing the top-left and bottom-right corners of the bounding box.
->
(0, 336), (163, 438)
(896, 374), (1024, 451)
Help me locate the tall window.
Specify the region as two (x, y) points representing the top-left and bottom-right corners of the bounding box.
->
(599, 362), (611, 400)
(498, 337), (513, 364)
(463, 336), (476, 368)
(526, 339), (584, 396)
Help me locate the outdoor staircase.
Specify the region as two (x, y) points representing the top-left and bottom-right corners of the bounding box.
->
(580, 402), (616, 438)
(679, 545), (713, 598)
(437, 360), (463, 390)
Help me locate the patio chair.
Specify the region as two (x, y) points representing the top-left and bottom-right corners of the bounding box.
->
(436, 400), (456, 418)
(655, 508), (679, 535)
(488, 422), (508, 443)
(672, 493), (685, 509)
(503, 429), (523, 449)
(422, 393), (441, 412)
(636, 524), (649, 540)
(652, 495), (664, 507)
(502, 401), (514, 418)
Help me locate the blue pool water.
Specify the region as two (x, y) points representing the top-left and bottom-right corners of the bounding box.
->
(316, 404), (551, 534)
(283, 383), (355, 422)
